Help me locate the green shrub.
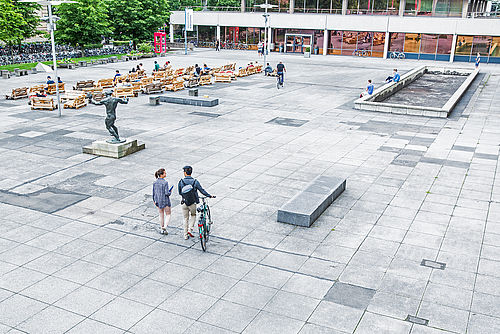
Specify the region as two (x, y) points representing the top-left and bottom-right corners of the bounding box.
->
(84, 43), (103, 49)
(138, 42), (153, 53)
(305, 47), (311, 52)
(113, 40), (132, 46)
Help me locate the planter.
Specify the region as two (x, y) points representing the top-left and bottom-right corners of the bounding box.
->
(304, 51), (311, 58)
(58, 63), (69, 68)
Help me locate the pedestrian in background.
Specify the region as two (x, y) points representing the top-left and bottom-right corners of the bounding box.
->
(475, 53), (481, 69)
(153, 168), (172, 235)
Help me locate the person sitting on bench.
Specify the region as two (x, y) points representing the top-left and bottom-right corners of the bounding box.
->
(46, 76), (55, 84)
(264, 63), (273, 76)
(385, 69), (400, 83)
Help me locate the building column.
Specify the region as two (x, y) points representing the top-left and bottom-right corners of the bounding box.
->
(449, 34), (457, 63)
(267, 27), (272, 53)
(323, 29), (328, 55)
(383, 31), (390, 59)
(169, 24), (174, 42)
(342, 0), (348, 14)
(216, 25), (221, 41)
(462, 0), (468, 17)
(241, 0), (245, 12)
(290, 0), (295, 13)
(399, 0), (406, 16)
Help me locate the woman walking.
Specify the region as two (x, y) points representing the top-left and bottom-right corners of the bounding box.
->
(153, 168), (172, 234)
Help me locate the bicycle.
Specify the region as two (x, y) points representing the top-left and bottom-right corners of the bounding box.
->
(390, 51), (406, 59)
(277, 72), (284, 89)
(197, 196), (215, 252)
(353, 49), (371, 57)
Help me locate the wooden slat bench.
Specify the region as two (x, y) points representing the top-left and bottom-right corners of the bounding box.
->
(165, 80), (185, 92)
(140, 77), (153, 88)
(64, 95), (87, 109)
(73, 80), (94, 90)
(97, 78), (114, 88)
(142, 83), (164, 94)
(31, 97), (57, 111)
(113, 87), (136, 98)
(6, 87), (29, 100)
(185, 77), (200, 88)
(214, 73), (232, 83)
(199, 75), (212, 86)
(46, 83), (65, 95)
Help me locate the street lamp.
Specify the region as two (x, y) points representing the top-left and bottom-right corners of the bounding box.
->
(19, 0), (77, 117)
(255, 1), (277, 67)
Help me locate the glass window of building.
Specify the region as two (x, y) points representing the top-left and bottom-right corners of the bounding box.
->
(372, 32), (386, 57)
(342, 31), (358, 55)
(404, 33), (421, 53)
(490, 37), (500, 58)
(437, 34), (453, 54)
(389, 32), (405, 52)
(455, 36), (473, 55)
(472, 36), (492, 56)
(420, 34), (438, 54)
(328, 30), (343, 54)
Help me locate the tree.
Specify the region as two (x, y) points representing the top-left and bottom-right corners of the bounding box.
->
(54, 0), (111, 46)
(106, 0), (169, 43)
(0, 0), (40, 46)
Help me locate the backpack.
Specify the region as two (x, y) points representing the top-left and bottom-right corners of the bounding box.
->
(180, 178), (197, 206)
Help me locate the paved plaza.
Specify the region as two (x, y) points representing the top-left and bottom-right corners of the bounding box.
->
(0, 50), (499, 333)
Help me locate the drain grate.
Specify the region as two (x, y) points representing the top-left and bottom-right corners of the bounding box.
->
(421, 259), (446, 270)
(405, 315), (429, 326)
(266, 117), (308, 127)
(189, 111), (220, 118)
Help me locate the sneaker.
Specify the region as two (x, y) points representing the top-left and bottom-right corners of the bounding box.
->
(184, 235), (189, 240)
(187, 231), (195, 238)
(162, 228), (168, 235)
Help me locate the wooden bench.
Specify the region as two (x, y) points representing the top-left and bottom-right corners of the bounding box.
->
(73, 80), (94, 90)
(236, 68), (248, 77)
(97, 78), (114, 88)
(277, 176), (346, 227)
(173, 68), (184, 77)
(113, 86), (136, 98)
(185, 77), (200, 88)
(154, 71), (167, 80)
(29, 85), (46, 94)
(247, 66), (257, 75)
(90, 91), (106, 103)
(137, 70), (146, 78)
(61, 90), (86, 103)
(64, 95), (87, 109)
(128, 72), (139, 81)
(214, 73), (232, 83)
(142, 83), (164, 94)
(255, 65), (263, 73)
(140, 77), (153, 88)
(165, 80), (185, 92)
(131, 82), (142, 95)
(6, 87), (29, 100)
(46, 83), (65, 95)
(31, 97), (57, 111)
(199, 75), (212, 86)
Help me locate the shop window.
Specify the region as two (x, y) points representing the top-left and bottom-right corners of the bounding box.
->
(420, 34), (438, 54)
(455, 36), (473, 55)
(490, 37), (500, 58)
(328, 30), (343, 54)
(404, 33), (421, 53)
(404, 0), (433, 15)
(389, 32), (404, 52)
(372, 32), (385, 57)
(472, 36), (492, 57)
(357, 32), (373, 50)
(341, 31), (357, 55)
(436, 34), (453, 54)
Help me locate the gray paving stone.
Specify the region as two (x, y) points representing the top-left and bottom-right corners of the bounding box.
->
(130, 308), (194, 334)
(243, 311), (304, 334)
(91, 296), (153, 330)
(324, 282), (376, 310)
(355, 312), (412, 334)
(308, 300), (364, 333)
(17, 306), (84, 334)
(199, 299), (259, 333)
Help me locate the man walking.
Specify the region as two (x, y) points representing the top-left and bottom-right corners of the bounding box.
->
(178, 166), (214, 240)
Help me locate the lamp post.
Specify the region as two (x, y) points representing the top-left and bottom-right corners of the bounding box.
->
(19, 0), (76, 117)
(255, 1), (277, 67)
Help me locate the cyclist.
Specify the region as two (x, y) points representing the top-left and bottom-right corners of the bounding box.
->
(276, 61), (286, 87)
(178, 166), (214, 240)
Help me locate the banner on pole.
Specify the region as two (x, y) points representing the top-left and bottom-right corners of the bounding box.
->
(185, 8), (194, 32)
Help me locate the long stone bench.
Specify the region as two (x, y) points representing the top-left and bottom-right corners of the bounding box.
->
(277, 176), (346, 227)
(158, 94), (219, 107)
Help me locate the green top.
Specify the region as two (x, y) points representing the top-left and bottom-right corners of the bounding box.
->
(155, 63), (160, 71)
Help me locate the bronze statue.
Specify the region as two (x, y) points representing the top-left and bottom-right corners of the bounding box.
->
(93, 92), (128, 143)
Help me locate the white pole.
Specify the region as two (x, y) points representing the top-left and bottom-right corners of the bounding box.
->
(48, 4), (61, 117)
(263, 0), (268, 66)
(184, 8), (188, 55)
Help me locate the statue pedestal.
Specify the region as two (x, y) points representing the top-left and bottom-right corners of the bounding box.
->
(83, 139), (145, 159)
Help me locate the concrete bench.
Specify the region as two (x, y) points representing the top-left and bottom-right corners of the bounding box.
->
(78, 61), (87, 67)
(159, 94), (219, 107)
(277, 176), (346, 227)
(1, 70), (10, 79)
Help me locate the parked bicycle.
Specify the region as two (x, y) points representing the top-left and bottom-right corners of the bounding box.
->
(353, 49), (371, 57)
(390, 51), (406, 59)
(197, 196), (214, 252)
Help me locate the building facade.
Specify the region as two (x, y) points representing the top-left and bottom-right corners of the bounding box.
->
(170, 0), (500, 63)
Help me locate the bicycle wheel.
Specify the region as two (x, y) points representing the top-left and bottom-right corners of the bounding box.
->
(399, 53), (405, 59)
(199, 217), (207, 252)
(390, 53), (396, 59)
